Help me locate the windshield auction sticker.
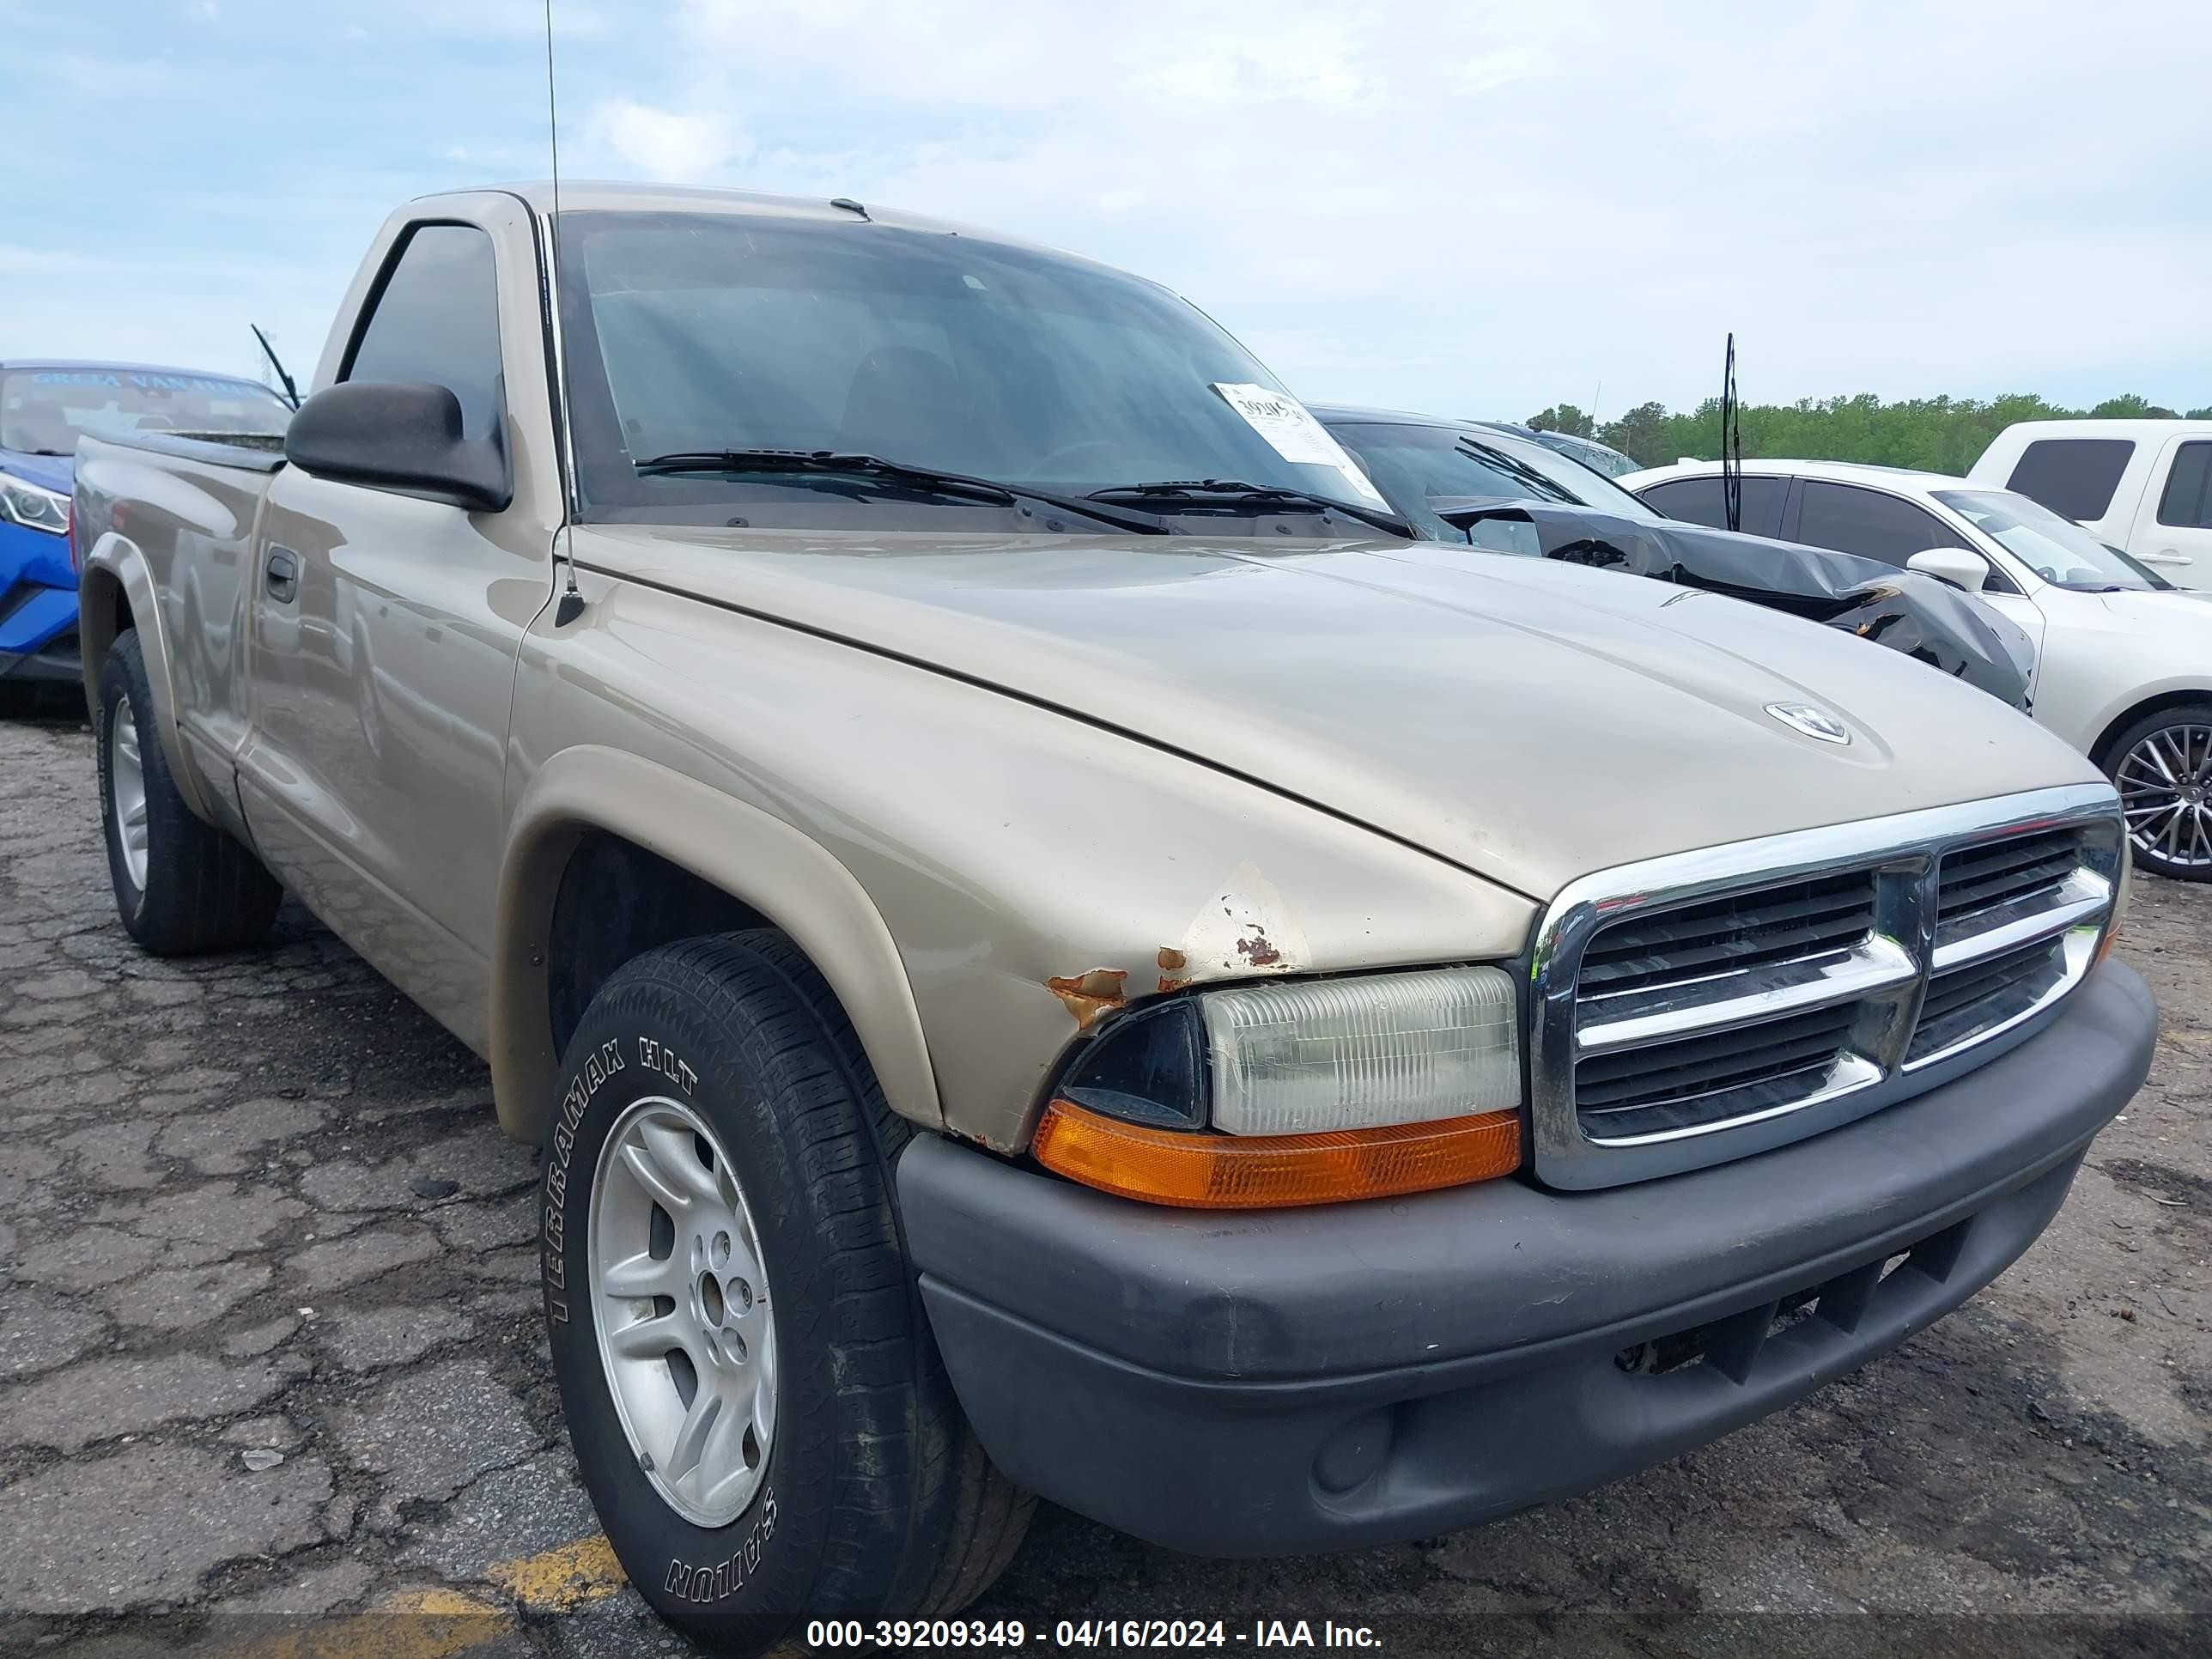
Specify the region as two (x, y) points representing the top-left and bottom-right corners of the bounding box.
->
(1211, 382), (1390, 507)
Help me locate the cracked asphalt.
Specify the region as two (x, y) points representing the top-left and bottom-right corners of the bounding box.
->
(1, 707), (2207, 1657)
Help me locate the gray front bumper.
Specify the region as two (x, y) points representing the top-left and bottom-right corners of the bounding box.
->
(897, 963), (2157, 1557)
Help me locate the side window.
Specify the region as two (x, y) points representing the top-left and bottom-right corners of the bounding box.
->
(2155, 441), (2212, 529)
(342, 223), (504, 440)
(1638, 475), (1786, 538)
(2005, 438), (2133, 523)
(1794, 481), (1966, 568)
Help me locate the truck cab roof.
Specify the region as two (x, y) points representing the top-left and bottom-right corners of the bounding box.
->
(444, 179), (1109, 271)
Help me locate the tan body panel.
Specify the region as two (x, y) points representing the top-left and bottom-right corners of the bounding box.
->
(494, 744), (945, 1141)
(500, 569), (1536, 1148)
(580, 524), (2106, 902)
(75, 443), (273, 836)
(219, 192), (565, 1054)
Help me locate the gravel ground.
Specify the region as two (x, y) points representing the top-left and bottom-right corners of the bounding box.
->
(0, 708), (2205, 1657)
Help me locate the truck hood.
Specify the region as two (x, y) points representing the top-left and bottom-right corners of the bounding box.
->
(584, 526), (2104, 902)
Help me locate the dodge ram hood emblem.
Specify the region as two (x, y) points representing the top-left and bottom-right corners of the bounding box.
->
(1765, 702), (1851, 745)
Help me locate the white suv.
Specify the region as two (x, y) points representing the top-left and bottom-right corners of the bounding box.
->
(1970, 419), (2212, 591)
(1624, 458), (2212, 882)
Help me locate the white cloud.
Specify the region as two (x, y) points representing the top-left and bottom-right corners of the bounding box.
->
(551, 0), (2212, 417)
(6, 1), (2209, 418)
(590, 99), (751, 182)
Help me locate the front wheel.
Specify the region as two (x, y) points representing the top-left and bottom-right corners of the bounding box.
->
(2107, 701), (2212, 882)
(540, 933), (1030, 1654)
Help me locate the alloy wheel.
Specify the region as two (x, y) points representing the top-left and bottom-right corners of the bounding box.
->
(588, 1095), (777, 1527)
(110, 692), (150, 890)
(2116, 721), (2212, 870)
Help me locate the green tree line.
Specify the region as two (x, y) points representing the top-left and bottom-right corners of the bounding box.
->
(1524, 392), (2212, 473)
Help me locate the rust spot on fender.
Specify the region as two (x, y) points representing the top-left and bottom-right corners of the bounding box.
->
(1155, 946), (1193, 995)
(1235, 930), (1283, 967)
(1047, 969), (1127, 1030)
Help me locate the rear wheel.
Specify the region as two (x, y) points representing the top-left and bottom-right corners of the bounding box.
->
(2107, 701), (2212, 882)
(540, 932), (1031, 1654)
(97, 630), (283, 952)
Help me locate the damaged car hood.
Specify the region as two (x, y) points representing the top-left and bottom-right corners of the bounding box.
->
(583, 525), (2105, 902)
(1431, 501), (2037, 710)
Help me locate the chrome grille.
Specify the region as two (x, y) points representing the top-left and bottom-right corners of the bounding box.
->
(1936, 829), (2081, 929)
(1906, 938), (2069, 1066)
(1575, 1000), (1863, 1141)
(1530, 786), (2124, 1190)
(1577, 871), (1876, 995)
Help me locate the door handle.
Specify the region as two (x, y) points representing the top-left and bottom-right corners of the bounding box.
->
(2139, 550), (2193, 566)
(264, 547), (300, 603)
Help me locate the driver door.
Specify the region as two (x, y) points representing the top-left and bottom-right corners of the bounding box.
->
(236, 200), (562, 1049)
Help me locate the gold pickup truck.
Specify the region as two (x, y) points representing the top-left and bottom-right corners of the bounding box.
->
(71, 182), (2156, 1654)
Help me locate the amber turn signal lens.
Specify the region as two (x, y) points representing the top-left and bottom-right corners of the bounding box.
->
(2094, 842), (2133, 969)
(1030, 1100), (1522, 1210)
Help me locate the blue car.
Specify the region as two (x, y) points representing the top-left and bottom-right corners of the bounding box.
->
(1, 361), (291, 701)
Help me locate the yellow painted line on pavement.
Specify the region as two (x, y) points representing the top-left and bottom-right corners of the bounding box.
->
(216, 1587), (510, 1659)
(214, 1534), (625, 1658)
(487, 1531), (629, 1610)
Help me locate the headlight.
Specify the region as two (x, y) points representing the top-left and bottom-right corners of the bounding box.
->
(0, 471), (70, 536)
(1034, 965), (1524, 1208)
(1204, 969), (1520, 1133)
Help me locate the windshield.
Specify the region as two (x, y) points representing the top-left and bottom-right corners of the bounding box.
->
(1530, 429), (1642, 478)
(0, 369), (289, 455)
(556, 210), (1380, 526)
(1931, 489), (2170, 591)
(1325, 419), (1660, 544)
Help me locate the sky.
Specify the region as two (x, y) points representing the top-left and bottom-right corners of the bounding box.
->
(4, 0), (2209, 425)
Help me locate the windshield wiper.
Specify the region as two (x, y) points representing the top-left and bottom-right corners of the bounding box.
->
(1086, 478), (1412, 539)
(633, 449), (1170, 536)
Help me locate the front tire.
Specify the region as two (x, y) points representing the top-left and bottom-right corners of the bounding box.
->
(540, 933), (1031, 1654)
(97, 630), (283, 953)
(2106, 701), (2212, 882)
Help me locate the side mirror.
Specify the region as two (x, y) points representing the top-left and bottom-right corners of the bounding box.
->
(283, 381), (511, 512)
(1905, 546), (1989, 592)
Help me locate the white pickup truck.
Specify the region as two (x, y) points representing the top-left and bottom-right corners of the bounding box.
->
(1972, 418), (2212, 590)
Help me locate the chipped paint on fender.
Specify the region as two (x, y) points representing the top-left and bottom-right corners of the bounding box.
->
(1176, 862), (1310, 987)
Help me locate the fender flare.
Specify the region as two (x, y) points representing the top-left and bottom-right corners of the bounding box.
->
(491, 744), (945, 1145)
(79, 536), (219, 822)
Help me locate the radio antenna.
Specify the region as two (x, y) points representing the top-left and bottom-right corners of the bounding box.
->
(544, 0), (585, 627)
(1719, 332), (1742, 535)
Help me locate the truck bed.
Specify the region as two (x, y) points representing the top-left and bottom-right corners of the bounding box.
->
(70, 428), (291, 839)
(81, 428), (288, 471)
